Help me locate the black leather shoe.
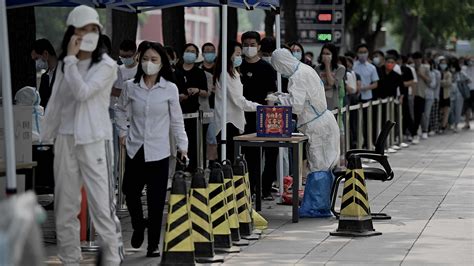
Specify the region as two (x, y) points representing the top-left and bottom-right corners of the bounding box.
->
(146, 247), (160, 257)
(131, 227), (145, 249)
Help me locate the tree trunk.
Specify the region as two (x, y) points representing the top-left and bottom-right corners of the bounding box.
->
(400, 9), (418, 55)
(7, 7), (36, 96)
(264, 10), (275, 37)
(282, 0), (297, 43)
(162, 7), (186, 56)
(111, 9), (138, 59)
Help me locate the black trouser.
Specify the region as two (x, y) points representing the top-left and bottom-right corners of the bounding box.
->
(412, 96), (425, 136)
(348, 94), (359, 149)
(122, 146), (169, 250)
(217, 123), (240, 163)
(184, 118), (197, 172)
(402, 95), (415, 136)
(242, 146), (278, 198)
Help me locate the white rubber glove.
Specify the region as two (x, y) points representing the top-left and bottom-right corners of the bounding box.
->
(265, 93), (280, 104)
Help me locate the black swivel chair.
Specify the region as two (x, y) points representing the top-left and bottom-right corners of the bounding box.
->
(331, 120), (396, 219)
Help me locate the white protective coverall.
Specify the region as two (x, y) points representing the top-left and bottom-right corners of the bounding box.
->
(270, 49), (340, 172)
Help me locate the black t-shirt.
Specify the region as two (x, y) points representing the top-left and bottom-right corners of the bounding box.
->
(240, 59), (277, 133)
(177, 65), (208, 114)
(377, 67), (403, 99)
(400, 65), (414, 96)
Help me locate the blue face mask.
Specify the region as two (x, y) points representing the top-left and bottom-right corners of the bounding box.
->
(183, 52), (197, 64)
(203, 52), (216, 63)
(233, 56), (242, 68)
(120, 57), (135, 67)
(292, 51), (302, 61)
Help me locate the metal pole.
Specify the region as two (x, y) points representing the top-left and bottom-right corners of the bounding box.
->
(357, 103), (363, 149)
(398, 100), (403, 145)
(275, 11), (285, 203)
(344, 104), (350, 154)
(116, 144), (127, 213)
(338, 107), (345, 167)
(220, 3), (228, 160)
(390, 98), (395, 146)
(367, 101), (373, 150)
(81, 208), (100, 252)
(197, 110), (204, 168)
(376, 100), (382, 140)
(386, 98), (391, 147)
(0, 0), (17, 195)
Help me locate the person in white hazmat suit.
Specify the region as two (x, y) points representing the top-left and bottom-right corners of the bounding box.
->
(267, 48), (340, 217)
(41, 5), (123, 265)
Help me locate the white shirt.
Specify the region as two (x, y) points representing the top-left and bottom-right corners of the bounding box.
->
(214, 71), (259, 135)
(115, 77), (188, 162)
(42, 54), (117, 145)
(111, 64), (138, 107)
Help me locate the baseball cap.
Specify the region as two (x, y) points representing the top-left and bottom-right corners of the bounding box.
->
(67, 5), (103, 30)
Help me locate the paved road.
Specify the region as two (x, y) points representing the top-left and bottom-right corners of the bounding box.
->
(43, 128), (474, 265)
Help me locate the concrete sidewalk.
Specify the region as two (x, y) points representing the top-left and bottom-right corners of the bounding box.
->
(43, 129), (474, 265)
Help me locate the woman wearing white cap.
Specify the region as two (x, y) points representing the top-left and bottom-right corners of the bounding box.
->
(267, 48), (340, 217)
(42, 5), (123, 265)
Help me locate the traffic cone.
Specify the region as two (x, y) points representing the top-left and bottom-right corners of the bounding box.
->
(188, 169), (224, 263)
(161, 171), (195, 265)
(208, 162), (240, 253)
(239, 155), (262, 235)
(330, 155), (382, 237)
(222, 160), (249, 246)
(233, 158), (260, 241)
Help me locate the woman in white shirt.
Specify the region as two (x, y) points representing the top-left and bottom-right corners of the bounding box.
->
(214, 40), (260, 161)
(41, 5), (123, 265)
(115, 42), (188, 257)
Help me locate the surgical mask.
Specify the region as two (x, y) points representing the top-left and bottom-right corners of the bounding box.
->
(440, 63), (447, 71)
(243, 47), (258, 58)
(79, 32), (100, 52)
(120, 57), (135, 67)
(35, 58), (48, 71)
(358, 52), (368, 62)
(385, 62), (395, 71)
(233, 56), (242, 68)
(262, 56), (272, 63)
(142, 61), (161, 75)
(183, 52), (197, 64)
(372, 57), (381, 65)
(203, 52), (216, 63)
(292, 51), (302, 61)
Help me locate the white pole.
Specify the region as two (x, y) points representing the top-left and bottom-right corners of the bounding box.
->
(221, 3), (228, 160)
(0, 0), (17, 194)
(275, 10), (285, 201)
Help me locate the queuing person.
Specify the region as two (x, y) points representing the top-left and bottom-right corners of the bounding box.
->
(201, 42), (218, 166)
(116, 41), (188, 257)
(41, 5), (123, 264)
(411, 52), (431, 142)
(463, 56), (474, 129)
(372, 50), (385, 68)
(315, 43), (345, 111)
(341, 56), (361, 148)
(214, 40), (260, 160)
(288, 41), (305, 63)
(438, 57), (452, 133)
(177, 43), (209, 172)
(429, 58), (442, 135)
(399, 55), (416, 144)
(31, 38), (58, 108)
(449, 58), (468, 132)
(353, 43), (379, 148)
(376, 54), (403, 125)
(260, 36), (276, 64)
(240, 31), (278, 200)
(421, 57), (436, 139)
(304, 51), (316, 68)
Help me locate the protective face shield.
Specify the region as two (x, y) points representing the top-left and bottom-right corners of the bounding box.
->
(271, 48), (300, 78)
(203, 52), (216, 63)
(233, 56), (243, 68)
(243, 47), (258, 58)
(372, 56), (381, 65)
(35, 58), (48, 71)
(183, 52), (197, 64)
(292, 51), (302, 61)
(142, 61), (162, 76)
(80, 32), (100, 52)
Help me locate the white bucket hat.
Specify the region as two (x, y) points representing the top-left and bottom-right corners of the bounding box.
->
(66, 5), (103, 29)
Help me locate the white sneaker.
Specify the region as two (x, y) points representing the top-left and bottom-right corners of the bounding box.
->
(412, 136), (420, 144)
(388, 148), (397, 153)
(428, 131), (436, 136)
(401, 142), (409, 148)
(392, 145), (400, 150)
(421, 132), (428, 139)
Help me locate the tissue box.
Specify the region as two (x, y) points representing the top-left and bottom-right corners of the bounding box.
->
(256, 106), (292, 138)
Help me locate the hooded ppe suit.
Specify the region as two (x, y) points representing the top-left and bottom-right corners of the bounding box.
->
(271, 49), (340, 172)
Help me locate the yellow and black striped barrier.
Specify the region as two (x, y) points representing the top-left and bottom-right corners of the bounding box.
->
(188, 169), (224, 263)
(330, 155), (381, 237)
(161, 171), (195, 265)
(222, 160), (249, 246)
(208, 163), (240, 253)
(232, 158), (255, 239)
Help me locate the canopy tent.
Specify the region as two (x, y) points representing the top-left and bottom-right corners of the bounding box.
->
(1, 0), (282, 193)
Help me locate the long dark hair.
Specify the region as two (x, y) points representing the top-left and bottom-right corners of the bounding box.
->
(213, 40), (242, 85)
(133, 42), (175, 84)
(318, 43), (339, 70)
(58, 26), (104, 72)
(288, 41), (305, 63)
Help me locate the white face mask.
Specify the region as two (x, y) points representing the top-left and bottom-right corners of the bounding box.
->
(372, 57), (381, 65)
(142, 61), (162, 76)
(35, 58), (48, 71)
(80, 32), (100, 52)
(243, 47), (258, 58)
